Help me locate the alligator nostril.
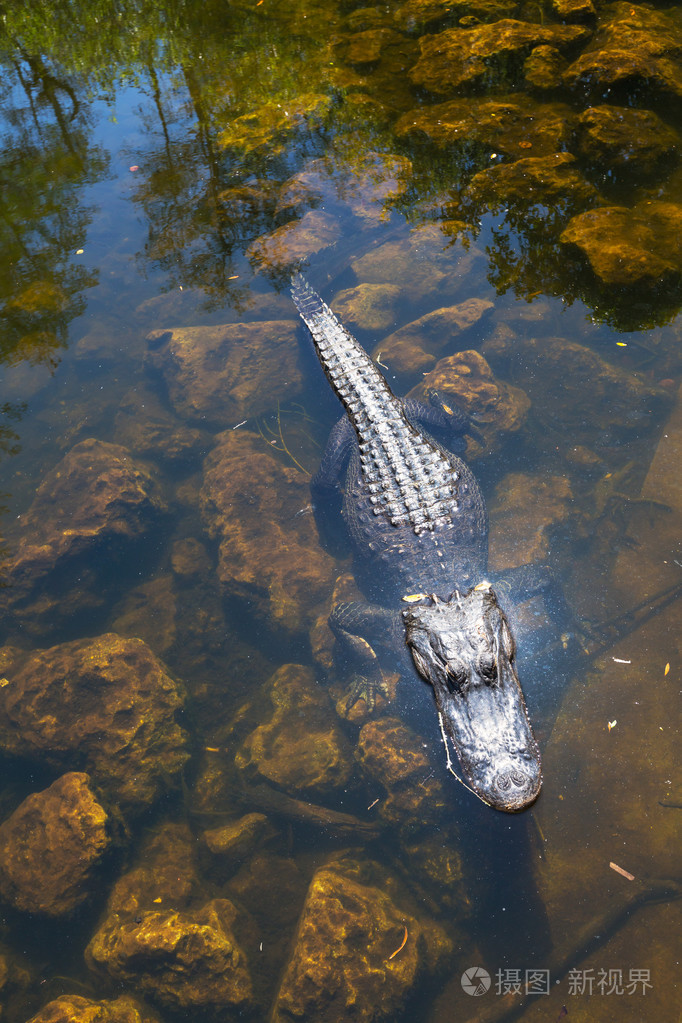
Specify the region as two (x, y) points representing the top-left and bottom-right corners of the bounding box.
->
(510, 770), (528, 788)
(496, 774), (511, 791)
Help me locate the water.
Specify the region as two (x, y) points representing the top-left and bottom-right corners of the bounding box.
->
(0, 2), (680, 1021)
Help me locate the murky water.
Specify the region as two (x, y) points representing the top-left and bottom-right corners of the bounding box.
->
(0, 2), (680, 1021)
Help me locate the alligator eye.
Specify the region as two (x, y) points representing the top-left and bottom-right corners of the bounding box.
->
(478, 656), (497, 682)
(444, 665), (467, 694)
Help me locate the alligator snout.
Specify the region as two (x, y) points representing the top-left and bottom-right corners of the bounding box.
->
(490, 762), (541, 812)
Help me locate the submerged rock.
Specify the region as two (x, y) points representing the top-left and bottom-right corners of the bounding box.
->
(356, 717), (448, 828)
(114, 385), (208, 465)
(408, 350), (530, 459)
(343, 27), (406, 65)
(396, 95), (574, 159)
(277, 152), (411, 225)
(488, 472), (575, 572)
(236, 663), (353, 797)
(200, 429), (336, 634)
(482, 333), (671, 445)
(401, 834), (470, 917)
(84, 819), (254, 1015)
(218, 92), (331, 158)
(202, 812), (273, 876)
(87, 899), (254, 1016)
(27, 995), (160, 1023)
(0, 634), (188, 815)
(523, 45), (569, 90)
(461, 152), (597, 212)
(247, 209), (341, 276)
(393, 0), (519, 34)
(272, 859), (451, 1023)
(98, 821), (204, 921)
(574, 105), (680, 181)
(562, 2), (682, 103)
(551, 0), (595, 20)
(0, 773), (110, 917)
(145, 318), (303, 427)
(331, 283), (402, 334)
(0, 439), (166, 640)
(373, 299), (494, 377)
(351, 223), (484, 306)
(560, 201), (682, 289)
(409, 19), (590, 94)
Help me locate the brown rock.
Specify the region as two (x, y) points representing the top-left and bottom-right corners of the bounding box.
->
(87, 899), (253, 1015)
(83, 820), (254, 1014)
(218, 93), (331, 157)
(402, 834), (470, 916)
(226, 852), (307, 939)
(202, 813), (273, 873)
(0, 634), (188, 814)
(488, 472), (574, 572)
(586, 1), (682, 58)
(98, 821), (203, 921)
(114, 385), (208, 464)
(200, 429), (336, 633)
(482, 333), (671, 443)
(374, 299), (494, 376)
(523, 45), (569, 89)
(408, 350), (530, 458)
(551, 0), (595, 20)
(356, 717), (448, 827)
(27, 994), (159, 1023)
(396, 95), (574, 159)
(560, 201), (682, 289)
(344, 28), (402, 64)
(351, 223), (484, 306)
(393, 0), (518, 33)
(574, 105), (680, 179)
(247, 209), (341, 275)
(0, 773), (109, 917)
(0, 439), (166, 640)
(533, 605), (681, 982)
(563, 49), (682, 104)
(109, 575), (179, 658)
(375, 337), (435, 377)
(145, 319), (303, 426)
(409, 19), (590, 95)
(170, 536), (213, 581)
(331, 283), (402, 334)
(272, 861), (451, 1023)
(236, 664), (353, 796)
(562, 2), (682, 103)
(278, 153), (411, 225)
(462, 152), (597, 211)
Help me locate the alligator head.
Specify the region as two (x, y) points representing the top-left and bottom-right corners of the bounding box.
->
(403, 583), (541, 812)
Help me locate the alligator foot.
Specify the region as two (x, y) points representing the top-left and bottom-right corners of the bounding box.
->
(337, 671), (391, 715)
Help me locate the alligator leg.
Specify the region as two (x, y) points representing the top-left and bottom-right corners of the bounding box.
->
(329, 600), (402, 710)
(311, 416), (355, 494)
(404, 392), (479, 454)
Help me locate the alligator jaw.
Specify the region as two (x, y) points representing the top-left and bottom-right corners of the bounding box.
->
(403, 585), (542, 812)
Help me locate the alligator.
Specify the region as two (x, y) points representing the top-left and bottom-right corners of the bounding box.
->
(291, 274), (571, 812)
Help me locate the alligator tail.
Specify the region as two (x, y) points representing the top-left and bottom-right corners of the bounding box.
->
(290, 273), (403, 434)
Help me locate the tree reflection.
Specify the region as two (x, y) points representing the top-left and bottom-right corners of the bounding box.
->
(0, 48), (105, 368)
